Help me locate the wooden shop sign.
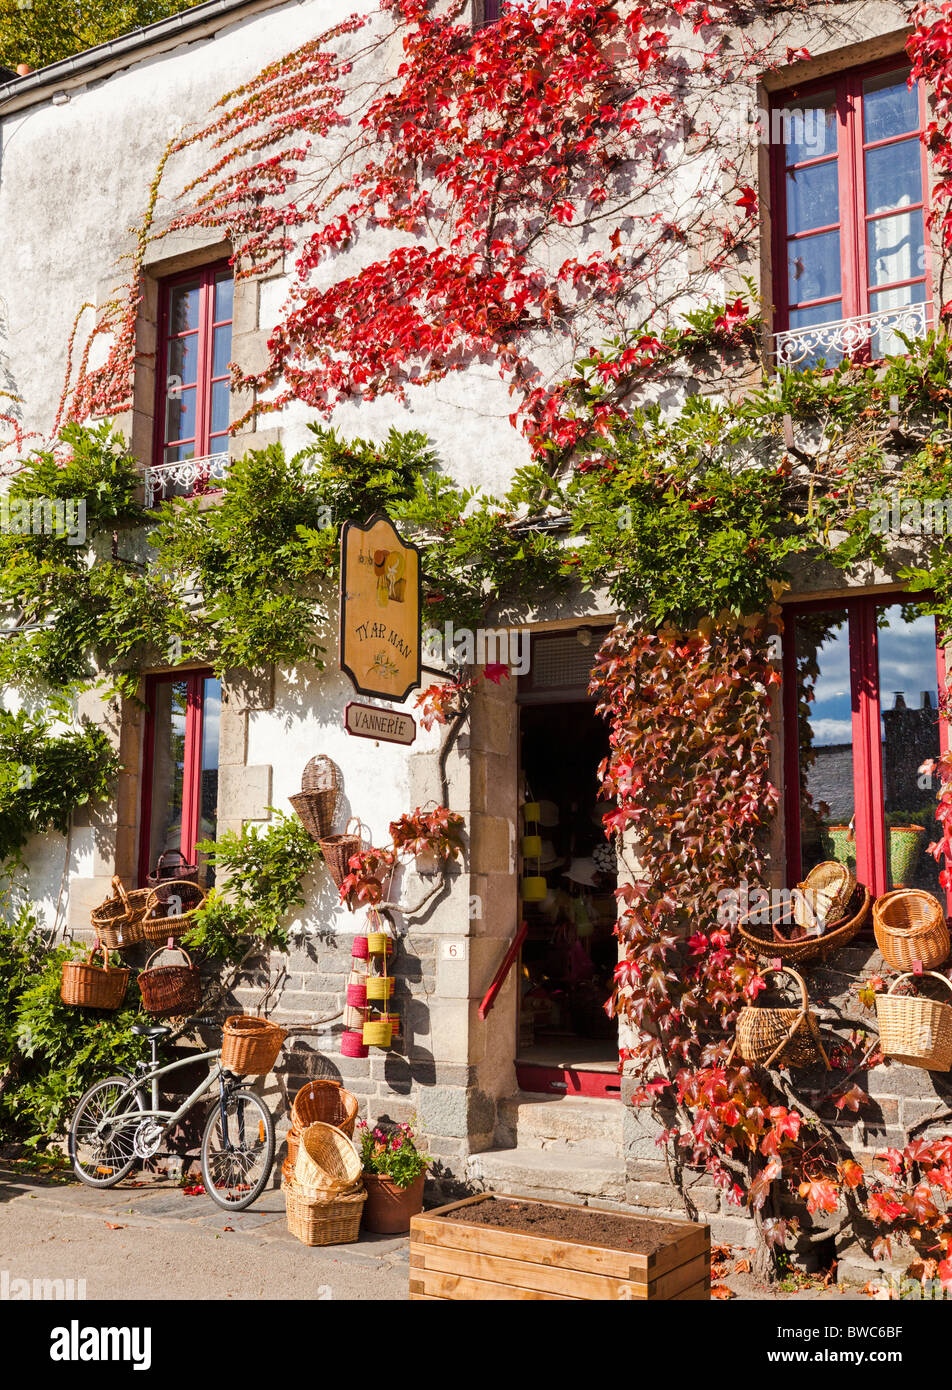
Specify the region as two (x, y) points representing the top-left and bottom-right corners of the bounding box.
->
(339, 510), (422, 702)
(345, 701), (417, 746)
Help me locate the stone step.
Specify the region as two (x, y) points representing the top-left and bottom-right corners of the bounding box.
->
(465, 1146), (626, 1205)
(495, 1092), (624, 1155)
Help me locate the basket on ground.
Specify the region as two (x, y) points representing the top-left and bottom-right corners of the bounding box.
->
(738, 883), (870, 965)
(137, 946), (202, 1018)
(61, 945), (130, 1011)
(142, 880), (207, 944)
(319, 818), (363, 888)
(876, 972), (952, 1071)
(283, 1177), (366, 1246)
(293, 1121), (363, 1195)
(873, 889), (950, 971)
(729, 966), (830, 1070)
(220, 1015), (287, 1074)
(90, 875), (149, 949)
(291, 1080), (359, 1139)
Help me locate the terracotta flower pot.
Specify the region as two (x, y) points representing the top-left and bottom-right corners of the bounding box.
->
(361, 1171), (425, 1233)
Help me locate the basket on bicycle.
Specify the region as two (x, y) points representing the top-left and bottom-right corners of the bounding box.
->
(146, 848), (200, 891)
(290, 1080), (359, 1140)
(137, 946), (202, 1019)
(220, 1014), (287, 1074)
(141, 880), (207, 944)
(90, 875), (149, 950)
(61, 945), (130, 1011)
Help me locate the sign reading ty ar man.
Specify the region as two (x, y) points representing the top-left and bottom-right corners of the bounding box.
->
(339, 511), (422, 702)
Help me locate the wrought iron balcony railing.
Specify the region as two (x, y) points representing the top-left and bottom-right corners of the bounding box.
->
(144, 452), (230, 508)
(774, 302), (932, 369)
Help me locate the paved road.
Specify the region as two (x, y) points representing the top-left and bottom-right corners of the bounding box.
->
(0, 1164), (409, 1301)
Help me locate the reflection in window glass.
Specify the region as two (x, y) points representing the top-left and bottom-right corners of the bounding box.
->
(199, 678), (220, 885)
(147, 681), (188, 873)
(795, 610), (856, 877)
(863, 69), (919, 143)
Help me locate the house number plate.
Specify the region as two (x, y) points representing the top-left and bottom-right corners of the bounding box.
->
(441, 939), (467, 961)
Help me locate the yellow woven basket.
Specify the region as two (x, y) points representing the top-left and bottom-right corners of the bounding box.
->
(362, 1017), (393, 1047)
(366, 975), (394, 1001)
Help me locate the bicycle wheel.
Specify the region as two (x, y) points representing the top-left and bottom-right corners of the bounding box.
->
(201, 1090), (275, 1211)
(69, 1075), (144, 1187)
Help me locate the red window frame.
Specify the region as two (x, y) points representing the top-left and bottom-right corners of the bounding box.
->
(153, 262), (233, 471)
(771, 57), (932, 347)
(137, 669), (214, 887)
(782, 593), (949, 900)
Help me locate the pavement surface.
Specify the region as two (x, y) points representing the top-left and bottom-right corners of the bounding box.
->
(0, 1163), (409, 1301)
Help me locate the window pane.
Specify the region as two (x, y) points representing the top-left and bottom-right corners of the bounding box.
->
(210, 379), (230, 436)
(865, 137), (922, 216)
(166, 333), (198, 388)
(169, 282), (201, 335)
(786, 161), (838, 235)
(869, 282), (927, 357)
(214, 273), (234, 324)
(863, 70), (918, 144)
(867, 208), (924, 288)
(783, 90), (838, 163)
(785, 301), (845, 367)
(198, 677), (220, 885)
(209, 433), (229, 456)
(164, 442), (195, 464)
(876, 604), (943, 896)
(212, 323), (232, 378)
(794, 610), (855, 878)
(165, 383), (196, 445)
(788, 229), (841, 305)
(147, 681), (188, 873)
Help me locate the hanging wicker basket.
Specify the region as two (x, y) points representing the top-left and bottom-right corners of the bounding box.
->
(146, 849), (199, 890)
(739, 883), (871, 965)
(137, 946), (202, 1019)
(220, 1015), (287, 1074)
(876, 972), (952, 1071)
(290, 1081), (359, 1139)
(729, 966), (831, 1070)
(319, 818), (363, 888)
(289, 755), (341, 842)
(283, 1177), (367, 1246)
(142, 880), (207, 944)
(873, 889), (950, 972)
(293, 1122), (363, 1195)
(90, 875), (149, 950)
(341, 1029), (369, 1059)
(362, 1015), (393, 1048)
(61, 945), (130, 1011)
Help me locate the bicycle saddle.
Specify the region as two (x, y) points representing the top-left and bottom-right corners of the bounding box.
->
(132, 1023), (171, 1038)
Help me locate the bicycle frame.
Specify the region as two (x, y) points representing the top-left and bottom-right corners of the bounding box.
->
(101, 1049), (225, 1135)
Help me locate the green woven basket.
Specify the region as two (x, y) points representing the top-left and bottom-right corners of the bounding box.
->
(889, 826), (927, 887)
(821, 825), (857, 876)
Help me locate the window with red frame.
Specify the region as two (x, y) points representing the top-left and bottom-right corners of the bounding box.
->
(138, 671), (221, 887)
(771, 61), (931, 366)
(783, 596), (949, 904)
(154, 264), (233, 487)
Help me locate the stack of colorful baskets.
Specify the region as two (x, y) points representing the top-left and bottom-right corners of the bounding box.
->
(282, 1121), (367, 1246)
(342, 916), (397, 1057)
(283, 1080), (359, 1175)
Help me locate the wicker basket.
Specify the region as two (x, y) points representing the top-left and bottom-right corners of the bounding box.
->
(283, 1176), (367, 1246)
(890, 826), (927, 887)
(319, 818), (363, 888)
(220, 1015), (287, 1074)
(290, 757), (340, 842)
(738, 884), (871, 965)
(789, 860), (856, 934)
(823, 823), (858, 875)
(341, 1029), (369, 1058)
(61, 945), (130, 1011)
(362, 1016), (393, 1048)
(366, 975), (394, 1001)
(142, 880), (207, 944)
(137, 946), (202, 1019)
(873, 889), (950, 972)
(290, 1081), (359, 1139)
(876, 972), (952, 1071)
(146, 849), (199, 890)
(729, 966), (831, 1070)
(294, 1122), (363, 1194)
(90, 875), (149, 950)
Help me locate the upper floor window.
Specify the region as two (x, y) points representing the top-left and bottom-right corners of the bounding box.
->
(772, 63), (932, 368)
(150, 264), (233, 503)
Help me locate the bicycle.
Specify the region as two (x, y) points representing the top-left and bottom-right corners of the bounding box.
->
(68, 1017), (276, 1211)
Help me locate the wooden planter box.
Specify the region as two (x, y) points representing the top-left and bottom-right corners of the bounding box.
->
(410, 1193), (710, 1301)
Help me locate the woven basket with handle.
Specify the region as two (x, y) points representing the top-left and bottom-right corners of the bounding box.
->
(142, 880), (207, 944)
(319, 818), (363, 888)
(220, 1015), (287, 1074)
(876, 972), (952, 1071)
(728, 966), (831, 1070)
(283, 1176), (366, 1246)
(738, 883), (871, 966)
(873, 889), (950, 972)
(290, 1081), (359, 1139)
(137, 946), (202, 1019)
(289, 755), (341, 842)
(61, 945), (130, 1011)
(146, 849), (199, 890)
(90, 875), (149, 949)
(293, 1121), (363, 1196)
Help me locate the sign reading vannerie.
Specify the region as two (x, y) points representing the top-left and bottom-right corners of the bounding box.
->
(345, 702), (417, 746)
(339, 511), (422, 702)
